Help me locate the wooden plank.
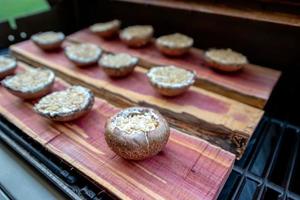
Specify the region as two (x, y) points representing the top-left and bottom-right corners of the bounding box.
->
(10, 40), (264, 158)
(0, 63), (235, 200)
(67, 29), (281, 108)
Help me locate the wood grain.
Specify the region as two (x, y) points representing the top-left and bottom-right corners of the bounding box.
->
(67, 29), (281, 108)
(10, 40), (263, 158)
(0, 63), (235, 200)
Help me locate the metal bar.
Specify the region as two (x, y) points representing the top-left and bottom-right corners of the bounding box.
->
(0, 119), (77, 184)
(0, 120), (81, 200)
(231, 117), (270, 199)
(255, 121), (286, 199)
(284, 127), (300, 200)
(0, 182), (15, 200)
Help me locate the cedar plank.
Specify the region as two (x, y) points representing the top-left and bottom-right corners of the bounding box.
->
(10, 41), (264, 157)
(0, 63), (235, 200)
(67, 29), (281, 108)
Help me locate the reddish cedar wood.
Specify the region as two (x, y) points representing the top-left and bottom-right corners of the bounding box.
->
(0, 63), (235, 200)
(66, 29), (281, 108)
(10, 41), (263, 157)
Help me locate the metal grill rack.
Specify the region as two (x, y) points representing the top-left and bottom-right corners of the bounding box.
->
(219, 117), (300, 200)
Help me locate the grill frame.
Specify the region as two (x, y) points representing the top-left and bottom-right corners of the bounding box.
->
(0, 115), (112, 200)
(219, 117), (300, 200)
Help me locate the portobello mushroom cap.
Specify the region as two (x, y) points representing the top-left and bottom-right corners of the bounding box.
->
(34, 85), (94, 121)
(105, 107), (170, 160)
(98, 53), (138, 77)
(0, 56), (17, 79)
(31, 31), (65, 51)
(120, 25), (153, 48)
(203, 48), (248, 72)
(156, 33), (193, 56)
(2, 68), (55, 99)
(147, 65), (196, 96)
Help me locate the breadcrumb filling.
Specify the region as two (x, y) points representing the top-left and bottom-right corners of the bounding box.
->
(148, 66), (195, 88)
(205, 49), (248, 65)
(112, 108), (159, 134)
(121, 25), (153, 40)
(3, 68), (54, 93)
(99, 53), (138, 68)
(90, 20), (120, 32)
(0, 56), (16, 72)
(157, 33), (193, 48)
(34, 86), (91, 116)
(32, 32), (64, 44)
(65, 43), (102, 63)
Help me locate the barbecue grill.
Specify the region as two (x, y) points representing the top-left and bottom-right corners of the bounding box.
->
(1, 1), (300, 199)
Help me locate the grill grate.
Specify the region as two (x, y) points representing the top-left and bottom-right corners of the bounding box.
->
(219, 117), (300, 200)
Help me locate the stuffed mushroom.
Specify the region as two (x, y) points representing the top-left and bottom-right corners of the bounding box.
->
(156, 33), (193, 56)
(147, 65), (195, 96)
(65, 43), (102, 67)
(34, 85), (94, 121)
(99, 53), (138, 77)
(204, 48), (248, 72)
(90, 19), (121, 38)
(105, 107), (170, 160)
(120, 25), (153, 48)
(31, 31), (65, 51)
(0, 56), (17, 79)
(2, 68), (55, 99)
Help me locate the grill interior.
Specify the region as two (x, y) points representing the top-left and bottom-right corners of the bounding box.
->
(220, 117), (300, 200)
(1, 1), (300, 199)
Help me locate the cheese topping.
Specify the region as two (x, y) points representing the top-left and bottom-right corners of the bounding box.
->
(65, 43), (102, 63)
(0, 56), (16, 73)
(31, 31), (64, 44)
(157, 33), (193, 48)
(111, 107), (159, 134)
(120, 25), (153, 40)
(205, 49), (248, 65)
(3, 68), (54, 93)
(34, 86), (92, 116)
(147, 66), (195, 88)
(90, 19), (120, 32)
(99, 53), (138, 68)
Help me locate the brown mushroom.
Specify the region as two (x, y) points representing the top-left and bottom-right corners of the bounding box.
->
(90, 19), (121, 38)
(65, 43), (102, 67)
(31, 31), (65, 51)
(156, 33), (193, 56)
(147, 65), (196, 97)
(203, 48), (248, 72)
(105, 107), (170, 160)
(2, 68), (55, 99)
(0, 56), (17, 79)
(34, 85), (94, 121)
(120, 25), (153, 48)
(99, 53), (138, 77)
